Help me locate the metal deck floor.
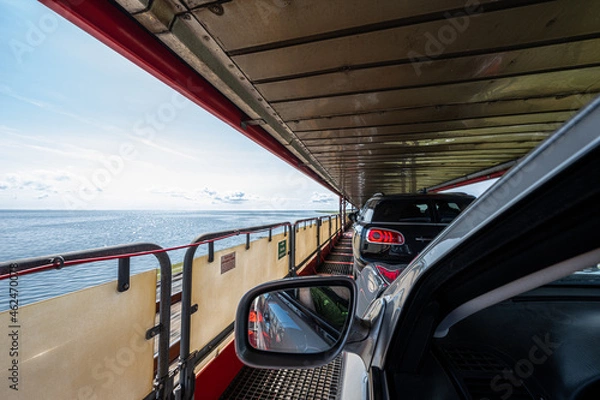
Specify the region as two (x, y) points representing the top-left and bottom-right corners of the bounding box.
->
(221, 232), (354, 399)
(221, 355), (343, 400)
(316, 233), (353, 276)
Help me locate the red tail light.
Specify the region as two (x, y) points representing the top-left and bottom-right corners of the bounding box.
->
(375, 264), (402, 283)
(366, 228), (405, 244)
(249, 310), (264, 323)
(248, 330), (257, 347)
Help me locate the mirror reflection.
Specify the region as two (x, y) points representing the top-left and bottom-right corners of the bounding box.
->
(247, 285), (350, 354)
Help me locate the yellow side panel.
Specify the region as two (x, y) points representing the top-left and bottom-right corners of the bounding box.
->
(295, 223), (318, 265)
(190, 232), (289, 353)
(320, 218), (331, 243)
(0, 270), (157, 400)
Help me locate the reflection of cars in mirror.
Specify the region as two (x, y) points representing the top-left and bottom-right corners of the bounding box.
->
(240, 280), (354, 357)
(252, 290), (337, 353)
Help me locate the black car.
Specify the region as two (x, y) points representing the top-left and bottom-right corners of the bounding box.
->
(350, 193), (475, 279)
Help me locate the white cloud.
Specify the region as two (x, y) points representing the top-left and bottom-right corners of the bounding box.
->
(150, 186), (256, 204)
(21, 180), (54, 192)
(310, 192), (336, 204)
(0, 169), (74, 196)
(214, 191), (250, 204)
(150, 187), (194, 200)
(201, 188), (217, 197)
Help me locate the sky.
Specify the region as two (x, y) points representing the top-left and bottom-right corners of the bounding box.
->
(0, 0), (492, 210)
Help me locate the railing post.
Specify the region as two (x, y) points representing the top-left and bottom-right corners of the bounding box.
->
(343, 199), (346, 231)
(316, 219), (321, 267)
(246, 233), (250, 250)
(339, 196), (343, 232)
(289, 225), (296, 276)
(117, 257), (130, 292)
(208, 242), (214, 263)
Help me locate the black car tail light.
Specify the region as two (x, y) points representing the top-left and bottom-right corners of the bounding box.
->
(366, 228), (405, 245)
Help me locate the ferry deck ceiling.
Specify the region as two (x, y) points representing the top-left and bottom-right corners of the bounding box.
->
(43, 0), (600, 206)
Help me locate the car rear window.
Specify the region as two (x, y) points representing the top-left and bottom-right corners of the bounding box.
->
(372, 200), (432, 223)
(434, 200), (472, 223)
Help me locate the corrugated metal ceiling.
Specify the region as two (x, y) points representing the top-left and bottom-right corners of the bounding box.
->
(114, 0), (600, 205)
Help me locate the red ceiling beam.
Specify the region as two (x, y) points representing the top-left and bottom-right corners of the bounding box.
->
(39, 0), (339, 195)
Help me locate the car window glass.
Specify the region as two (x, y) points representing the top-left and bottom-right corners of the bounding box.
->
(363, 207), (374, 222)
(358, 202), (368, 219)
(358, 199), (377, 222)
(435, 200), (471, 223)
(372, 200), (432, 223)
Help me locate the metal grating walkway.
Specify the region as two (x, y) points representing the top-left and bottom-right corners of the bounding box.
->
(318, 262), (353, 275)
(222, 232), (354, 399)
(221, 355), (343, 400)
(316, 232), (354, 276)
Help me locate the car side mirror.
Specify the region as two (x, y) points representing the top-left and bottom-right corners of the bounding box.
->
(235, 276), (356, 368)
(348, 212), (358, 222)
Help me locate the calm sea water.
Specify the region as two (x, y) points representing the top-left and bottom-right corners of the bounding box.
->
(0, 209), (324, 310)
